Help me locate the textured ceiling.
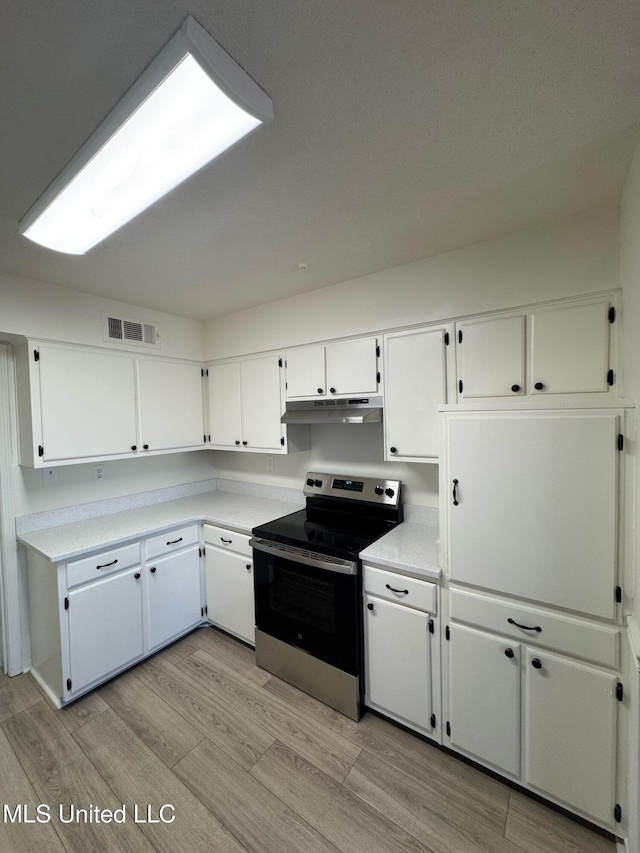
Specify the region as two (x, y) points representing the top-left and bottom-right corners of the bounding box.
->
(2, 0), (640, 320)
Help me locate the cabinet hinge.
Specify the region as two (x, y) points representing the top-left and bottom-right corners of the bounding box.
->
(66, 678), (72, 692)
(198, 547), (202, 558)
(614, 804), (622, 823)
(33, 349), (40, 362)
(429, 619), (434, 634)
(202, 546), (206, 556)
(281, 436), (285, 446)
(203, 434), (206, 443)
(445, 625), (450, 641)
(208, 434), (211, 442)
(617, 682), (624, 702)
(64, 597), (69, 610)
(458, 330), (462, 344)
(376, 371), (381, 384)
(609, 306), (616, 324)
(204, 605), (208, 615)
(376, 345), (380, 358)
(38, 445), (44, 457)
(458, 380), (463, 394)
(618, 434), (624, 451)
(616, 585), (622, 603)
(278, 357), (283, 368)
(430, 713), (436, 728)
(201, 368), (204, 377)
(446, 721), (451, 737)
(444, 332), (450, 346)
(607, 369), (614, 386)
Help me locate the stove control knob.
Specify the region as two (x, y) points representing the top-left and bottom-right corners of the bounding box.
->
(385, 487), (395, 498)
(306, 478), (315, 487)
(374, 486), (384, 495)
(314, 479), (323, 488)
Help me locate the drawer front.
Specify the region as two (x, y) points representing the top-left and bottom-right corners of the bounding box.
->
(66, 541), (141, 588)
(363, 564), (437, 614)
(204, 524), (252, 557)
(146, 524), (200, 560)
(449, 588), (619, 669)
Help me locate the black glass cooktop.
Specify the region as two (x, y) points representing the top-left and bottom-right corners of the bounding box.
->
(252, 507), (397, 560)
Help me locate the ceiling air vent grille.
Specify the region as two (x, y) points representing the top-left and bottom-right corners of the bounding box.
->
(103, 315), (160, 348)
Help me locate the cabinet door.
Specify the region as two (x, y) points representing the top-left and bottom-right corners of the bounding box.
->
(326, 337), (378, 396)
(383, 328), (446, 461)
(67, 568), (145, 693)
(530, 301), (611, 395)
(39, 345), (137, 461)
(364, 595), (433, 734)
(208, 362), (242, 448)
(137, 359), (204, 452)
(147, 546), (202, 651)
(445, 411), (618, 619)
(524, 649), (617, 825)
(240, 355), (284, 451)
(205, 547), (255, 645)
(457, 315), (525, 398)
(285, 346), (326, 398)
(448, 624), (520, 776)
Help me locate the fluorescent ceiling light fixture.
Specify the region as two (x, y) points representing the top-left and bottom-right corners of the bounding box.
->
(19, 16), (273, 254)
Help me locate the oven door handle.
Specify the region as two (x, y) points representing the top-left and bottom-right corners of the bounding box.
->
(249, 537), (358, 576)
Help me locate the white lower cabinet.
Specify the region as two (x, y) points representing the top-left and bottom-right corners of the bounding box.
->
(26, 525), (203, 706)
(204, 525), (255, 645)
(445, 588), (621, 829)
(363, 564), (439, 739)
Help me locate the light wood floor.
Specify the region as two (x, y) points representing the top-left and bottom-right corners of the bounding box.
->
(0, 626), (616, 853)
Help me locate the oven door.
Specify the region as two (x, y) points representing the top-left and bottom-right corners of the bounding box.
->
(250, 538), (361, 676)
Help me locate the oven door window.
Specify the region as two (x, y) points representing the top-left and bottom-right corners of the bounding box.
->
(254, 550), (360, 675)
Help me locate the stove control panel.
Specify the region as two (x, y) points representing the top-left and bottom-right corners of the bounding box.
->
(304, 472), (401, 507)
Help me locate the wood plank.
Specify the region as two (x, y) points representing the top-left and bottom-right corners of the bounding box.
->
(2, 700), (154, 853)
(99, 669), (204, 768)
(174, 736), (339, 853)
(187, 626), (271, 685)
(134, 655), (274, 770)
(345, 748), (524, 853)
(505, 791), (615, 853)
(251, 740), (433, 853)
(0, 726), (66, 853)
(159, 634), (202, 668)
(73, 708), (246, 853)
(0, 673), (43, 723)
(58, 689), (109, 733)
(182, 648), (361, 783)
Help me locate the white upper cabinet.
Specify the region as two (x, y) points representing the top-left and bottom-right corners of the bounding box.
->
(443, 410), (619, 619)
(207, 361), (242, 448)
(285, 337), (379, 400)
(529, 301), (612, 395)
(240, 355), (285, 450)
(456, 315), (525, 398)
(383, 327), (449, 462)
(137, 359), (204, 452)
(455, 297), (616, 400)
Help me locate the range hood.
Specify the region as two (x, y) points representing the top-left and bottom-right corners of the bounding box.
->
(282, 396), (383, 425)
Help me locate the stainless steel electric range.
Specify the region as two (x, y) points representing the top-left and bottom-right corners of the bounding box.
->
(250, 472), (402, 720)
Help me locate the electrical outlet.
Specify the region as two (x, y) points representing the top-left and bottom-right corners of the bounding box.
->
(93, 465), (106, 481)
(42, 467), (58, 484)
(267, 456), (274, 470)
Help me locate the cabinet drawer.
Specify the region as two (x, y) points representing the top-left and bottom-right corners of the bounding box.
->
(66, 541), (141, 588)
(146, 524), (200, 560)
(449, 588), (620, 669)
(204, 524), (252, 557)
(363, 565), (437, 614)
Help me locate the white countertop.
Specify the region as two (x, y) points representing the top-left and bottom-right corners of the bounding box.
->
(359, 521), (441, 579)
(17, 492), (303, 564)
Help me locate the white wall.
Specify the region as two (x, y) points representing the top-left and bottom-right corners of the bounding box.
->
(205, 205), (619, 360)
(0, 270), (204, 361)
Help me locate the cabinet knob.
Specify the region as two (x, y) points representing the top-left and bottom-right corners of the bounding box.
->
(317, 388), (323, 394)
(235, 440), (240, 445)
(504, 648), (515, 658)
(150, 567), (157, 574)
(143, 444), (149, 450)
(534, 382), (544, 391)
(367, 602), (374, 611)
(134, 573), (141, 580)
(330, 387), (336, 394)
(531, 658), (543, 669)
(511, 385), (520, 393)
(131, 445), (137, 451)
(246, 563), (251, 571)
(390, 446), (397, 454)
(242, 441), (248, 446)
